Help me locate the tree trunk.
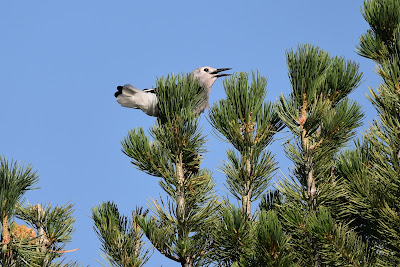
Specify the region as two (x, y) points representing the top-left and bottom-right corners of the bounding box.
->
(242, 150), (253, 219)
(300, 96), (316, 206)
(1, 215), (13, 266)
(242, 194), (251, 219)
(176, 154), (192, 265)
(2, 215), (10, 245)
(306, 157), (316, 207)
(176, 156), (186, 225)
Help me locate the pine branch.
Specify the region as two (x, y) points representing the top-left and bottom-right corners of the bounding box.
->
(92, 202), (151, 267)
(118, 73), (219, 267)
(341, 1), (400, 263)
(209, 71), (282, 219)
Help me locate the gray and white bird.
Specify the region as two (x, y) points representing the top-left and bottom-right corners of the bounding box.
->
(114, 66), (231, 117)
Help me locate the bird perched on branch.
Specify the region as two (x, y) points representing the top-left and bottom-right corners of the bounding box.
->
(114, 66), (231, 117)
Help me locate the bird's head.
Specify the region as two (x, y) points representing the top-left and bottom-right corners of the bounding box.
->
(191, 66), (231, 89)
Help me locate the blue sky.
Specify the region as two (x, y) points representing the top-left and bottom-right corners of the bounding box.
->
(1, 1), (380, 266)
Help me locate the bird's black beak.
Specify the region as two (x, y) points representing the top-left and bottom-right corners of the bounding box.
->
(210, 68), (232, 78)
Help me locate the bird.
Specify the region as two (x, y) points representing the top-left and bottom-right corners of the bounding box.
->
(114, 66), (231, 117)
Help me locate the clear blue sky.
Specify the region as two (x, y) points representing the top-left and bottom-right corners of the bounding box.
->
(1, 1), (380, 266)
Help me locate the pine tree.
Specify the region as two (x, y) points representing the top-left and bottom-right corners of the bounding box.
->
(275, 44), (372, 266)
(209, 72), (283, 218)
(0, 156), (79, 266)
(208, 72), (290, 266)
(97, 4), (398, 265)
(97, 74), (219, 267)
(337, 0), (400, 264)
(92, 202), (151, 267)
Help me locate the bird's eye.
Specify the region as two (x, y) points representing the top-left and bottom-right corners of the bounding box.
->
(204, 68), (209, 72)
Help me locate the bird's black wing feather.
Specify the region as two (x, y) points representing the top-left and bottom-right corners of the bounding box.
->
(143, 88), (156, 94)
(114, 86), (156, 98)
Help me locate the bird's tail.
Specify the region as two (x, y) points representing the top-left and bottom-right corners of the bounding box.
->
(115, 84), (158, 116)
(114, 85), (125, 97)
(115, 84), (144, 108)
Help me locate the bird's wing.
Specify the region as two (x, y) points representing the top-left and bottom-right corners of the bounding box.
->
(143, 88), (156, 94)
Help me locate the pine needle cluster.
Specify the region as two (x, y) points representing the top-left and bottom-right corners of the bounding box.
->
(95, 74), (218, 267)
(0, 157), (79, 266)
(337, 0), (400, 264)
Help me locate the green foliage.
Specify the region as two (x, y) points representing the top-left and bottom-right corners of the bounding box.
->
(357, 0), (400, 62)
(258, 190), (282, 212)
(17, 203), (76, 247)
(0, 157), (41, 266)
(117, 73), (219, 266)
(336, 142), (386, 254)
(122, 127), (173, 178)
(0, 237), (43, 267)
(220, 149), (276, 203)
(278, 45), (363, 134)
(209, 72), (283, 219)
(16, 203), (79, 267)
(0, 157), (39, 223)
(251, 210), (293, 267)
(155, 73), (204, 122)
(276, 44), (364, 206)
(305, 208), (372, 266)
(332, 1), (400, 264)
(211, 206), (253, 266)
(133, 168), (218, 265)
(0, 156), (79, 266)
(211, 204), (294, 267)
(273, 43), (372, 266)
(210, 72), (283, 154)
(285, 44), (330, 105)
(106, 9), (400, 263)
(278, 203), (374, 266)
(208, 71), (290, 265)
(92, 202), (150, 267)
(122, 74), (207, 181)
